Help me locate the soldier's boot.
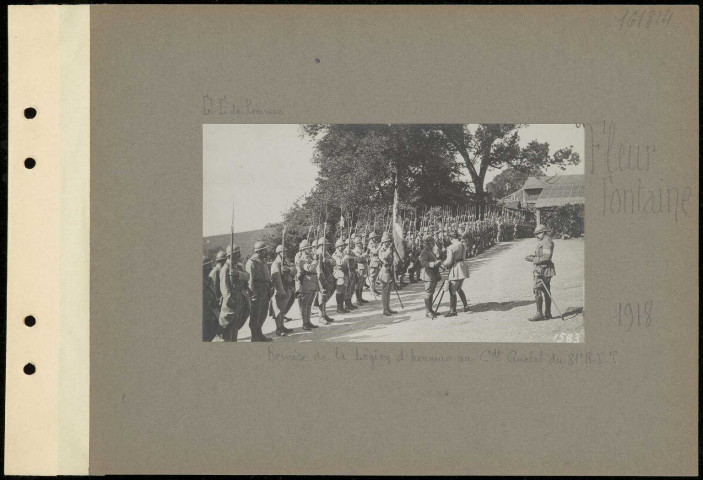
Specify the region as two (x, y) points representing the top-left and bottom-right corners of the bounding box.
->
(424, 299), (436, 319)
(544, 295), (552, 319)
(212, 326), (225, 342)
(322, 305), (335, 323)
(356, 289), (368, 305)
(457, 290), (470, 313)
(336, 293), (349, 314)
(274, 314), (288, 337)
(371, 277), (381, 296)
(382, 286), (392, 315)
(444, 293), (458, 317)
(528, 296), (545, 321)
(345, 298), (358, 310)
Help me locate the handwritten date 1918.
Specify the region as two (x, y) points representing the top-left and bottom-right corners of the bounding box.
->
(617, 301), (653, 331)
(618, 9), (673, 30)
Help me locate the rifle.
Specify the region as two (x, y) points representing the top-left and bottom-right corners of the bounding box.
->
(230, 197), (235, 263)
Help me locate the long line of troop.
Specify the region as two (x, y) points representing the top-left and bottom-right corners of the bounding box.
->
(202, 219), (554, 342)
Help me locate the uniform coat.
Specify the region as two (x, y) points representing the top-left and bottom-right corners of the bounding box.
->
(442, 241), (470, 280)
(218, 260), (251, 331)
(246, 253), (272, 331)
(203, 271), (220, 341)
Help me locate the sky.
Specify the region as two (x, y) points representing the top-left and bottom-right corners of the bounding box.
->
(203, 124), (584, 236)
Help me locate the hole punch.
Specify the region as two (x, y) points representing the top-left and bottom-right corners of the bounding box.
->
(24, 158), (36, 169)
(24, 363), (36, 375)
(24, 107), (37, 119)
(24, 315), (36, 327)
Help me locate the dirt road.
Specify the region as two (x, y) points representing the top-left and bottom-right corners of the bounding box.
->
(240, 237), (585, 343)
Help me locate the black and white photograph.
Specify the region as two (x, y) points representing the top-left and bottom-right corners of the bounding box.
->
(203, 124), (585, 343)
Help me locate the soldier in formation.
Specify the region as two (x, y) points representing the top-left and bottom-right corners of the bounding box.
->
(270, 245), (295, 337)
(202, 256), (220, 341)
(353, 237), (370, 305)
(367, 232), (381, 297)
(296, 239), (319, 331)
(377, 233), (398, 316)
(214, 244), (251, 342)
(246, 242), (273, 342)
(201, 205), (539, 341)
(316, 237), (336, 325)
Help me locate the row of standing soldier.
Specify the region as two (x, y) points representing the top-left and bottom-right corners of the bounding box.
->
(202, 213), (530, 341)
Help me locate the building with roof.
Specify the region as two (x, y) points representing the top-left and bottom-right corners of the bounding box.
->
(499, 174), (585, 224)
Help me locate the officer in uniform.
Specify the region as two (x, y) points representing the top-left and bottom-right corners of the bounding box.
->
(419, 236), (442, 318)
(203, 255), (220, 341)
(525, 224), (556, 321)
(366, 232), (381, 296)
(270, 245), (295, 337)
(353, 237), (369, 305)
(441, 230), (470, 317)
(378, 233), (397, 316)
(208, 250), (227, 305)
(332, 239), (351, 313)
(246, 241), (273, 342)
(217, 244), (251, 342)
(316, 237), (336, 325)
(295, 239), (319, 330)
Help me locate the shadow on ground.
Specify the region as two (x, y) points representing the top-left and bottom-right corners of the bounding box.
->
(467, 299), (534, 313)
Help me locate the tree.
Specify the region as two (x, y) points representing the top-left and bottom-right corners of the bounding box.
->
(301, 124), (471, 214)
(486, 167), (537, 200)
(429, 124), (581, 202)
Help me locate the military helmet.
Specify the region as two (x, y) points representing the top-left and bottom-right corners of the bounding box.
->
(335, 239), (345, 248)
(299, 239), (311, 250)
(533, 224), (549, 235)
(380, 232), (391, 243)
(317, 237), (328, 246)
(275, 245), (284, 254)
(369, 232), (378, 240)
(312, 239), (319, 248)
(354, 236), (364, 245)
(423, 235), (434, 244)
(202, 255), (211, 265)
(254, 241), (269, 252)
(226, 244), (241, 256)
(215, 250), (227, 261)
(448, 230), (460, 239)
